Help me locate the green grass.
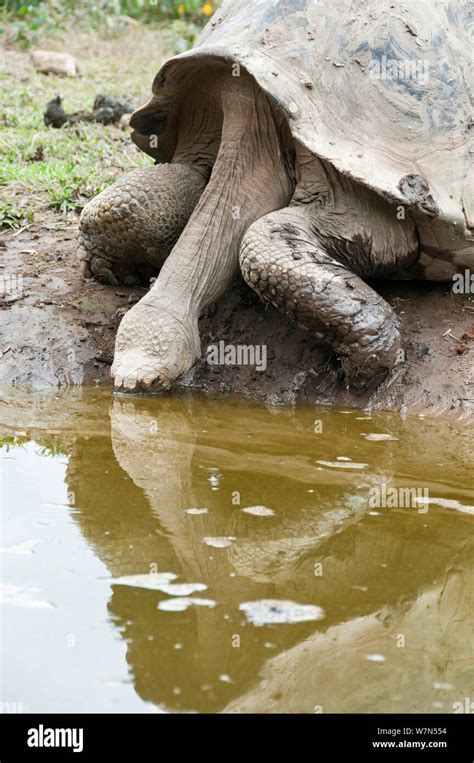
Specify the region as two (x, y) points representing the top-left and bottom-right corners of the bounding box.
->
(0, 200), (34, 228)
(0, 1), (213, 226)
(0, 23), (183, 224)
(0, 75), (152, 222)
(456, 294), (474, 307)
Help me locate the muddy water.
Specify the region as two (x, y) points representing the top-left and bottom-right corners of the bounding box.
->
(1, 387), (473, 714)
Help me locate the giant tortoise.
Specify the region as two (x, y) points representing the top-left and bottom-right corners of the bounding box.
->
(78, 0), (473, 392)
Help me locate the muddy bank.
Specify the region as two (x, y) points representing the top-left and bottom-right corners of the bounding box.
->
(0, 214), (473, 423)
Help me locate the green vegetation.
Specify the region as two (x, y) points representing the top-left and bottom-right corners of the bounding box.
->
(456, 293), (474, 307)
(0, 434), (68, 456)
(0, 63), (153, 222)
(0, 200), (34, 228)
(0, 2), (213, 227)
(1, 1), (213, 48)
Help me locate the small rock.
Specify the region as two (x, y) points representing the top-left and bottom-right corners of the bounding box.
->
(31, 50), (79, 77)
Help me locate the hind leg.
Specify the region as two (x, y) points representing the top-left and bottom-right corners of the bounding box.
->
(78, 163), (206, 286)
(240, 192), (418, 391)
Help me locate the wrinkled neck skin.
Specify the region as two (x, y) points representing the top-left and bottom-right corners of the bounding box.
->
(143, 69), (293, 331)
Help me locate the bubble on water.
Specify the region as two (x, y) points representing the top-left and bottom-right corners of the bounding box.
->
(0, 584), (55, 610)
(111, 573), (177, 590)
(111, 574), (207, 597)
(0, 539), (44, 555)
(315, 460), (368, 470)
(241, 506), (275, 517)
(219, 674), (232, 683)
(184, 508), (209, 515)
(417, 496), (474, 515)
(157, 583), (208, 597)
(207, 472), (221, 490)
(361, 433), (399, 441)
(203, 536), (236, 548)
(158, 597), (216, 612)
(365, 654), (386, 662)
(239, 599), (325, 627)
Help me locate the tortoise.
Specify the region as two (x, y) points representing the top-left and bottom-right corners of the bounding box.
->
(78, 0), (473, 393)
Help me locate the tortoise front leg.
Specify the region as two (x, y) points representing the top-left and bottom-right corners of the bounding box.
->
(78, 163), (206, 286)
(240, 205), (411, 391)
(111, 73), (293, 393)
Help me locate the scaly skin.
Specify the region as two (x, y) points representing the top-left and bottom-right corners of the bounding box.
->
(240, 167), (419, 391)
(78, 164), (206, 286)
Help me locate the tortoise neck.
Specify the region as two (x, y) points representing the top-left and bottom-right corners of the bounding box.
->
(151, 72), (293, 318)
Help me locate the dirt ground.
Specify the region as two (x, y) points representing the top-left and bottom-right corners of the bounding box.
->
(1, 212), (473, 423)
(1, 37), (473, 424)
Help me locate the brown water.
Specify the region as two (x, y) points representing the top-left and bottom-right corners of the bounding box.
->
(1, 387), (473, 714)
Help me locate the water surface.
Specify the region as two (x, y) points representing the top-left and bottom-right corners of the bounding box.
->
(1, 388), (473, 713)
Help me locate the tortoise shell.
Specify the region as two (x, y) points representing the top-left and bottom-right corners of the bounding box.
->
(131, 0), (473, 278)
